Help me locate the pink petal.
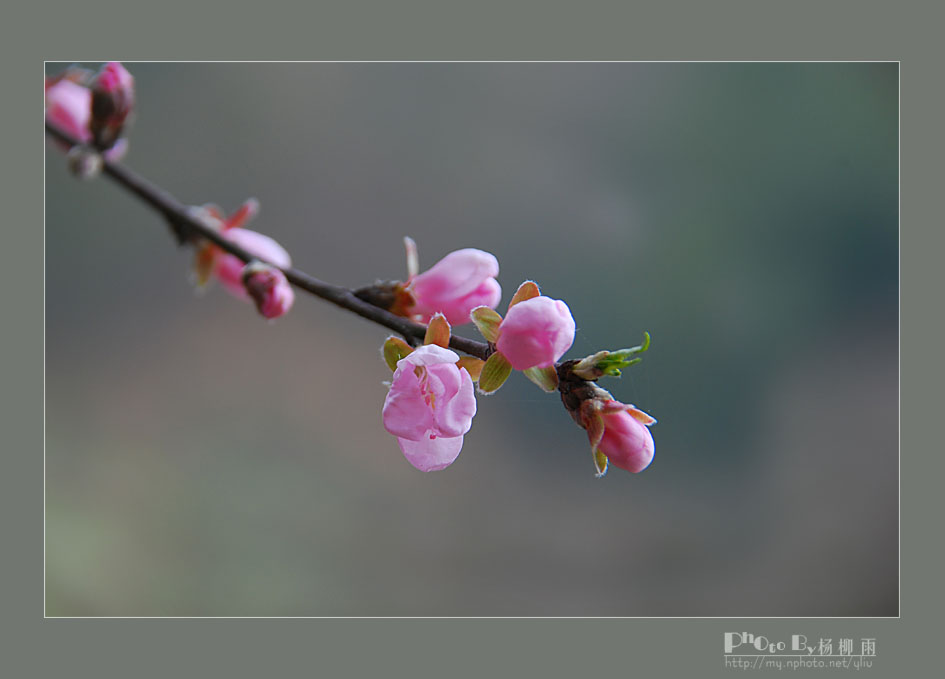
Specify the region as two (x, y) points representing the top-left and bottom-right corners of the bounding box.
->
(397, 434), (464, 472)
(432, 365), (477, 438)
(45, 79), (92, 143)
(443, 278), (503, 325)
(399, 344), (460, 367)
(382, 366), (437, 441)
(412, 248), (499, 299)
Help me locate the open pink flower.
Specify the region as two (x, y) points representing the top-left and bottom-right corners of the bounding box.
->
(495, 295), (575, 370)
(382, 344), (477, 471)
(408, 248), (501, 325)
(242, 262), (295, 320)
(591, 401), (656, 474)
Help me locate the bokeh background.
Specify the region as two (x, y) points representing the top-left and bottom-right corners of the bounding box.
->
(45, 63), (898, 616)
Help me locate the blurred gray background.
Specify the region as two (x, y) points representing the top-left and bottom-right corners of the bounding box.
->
(45, 63), (898, 616)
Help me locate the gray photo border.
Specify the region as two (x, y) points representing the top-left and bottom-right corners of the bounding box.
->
(13, 0), (933, 676)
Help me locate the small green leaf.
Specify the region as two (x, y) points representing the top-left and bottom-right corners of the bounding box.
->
(470, 306), (503, 343)
(382, 336), (414, 372)
(508, 280), (540, 309)
(477, 352), (512, 394)
(424, 313), (451, 348)
(522, 365), (558, 393)
(571, 332), (652, 380)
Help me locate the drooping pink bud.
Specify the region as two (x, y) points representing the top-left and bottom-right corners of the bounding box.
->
(382, 344), (477, 472)
(242, 261), (295, 319)
(190, 200), (292, 316)
(495, 295), (575, 370)
(408, 248), (501, 325)
(214, 228), (292, 300)
(90, 62), (135, 151)
(593, 402), (656, 474)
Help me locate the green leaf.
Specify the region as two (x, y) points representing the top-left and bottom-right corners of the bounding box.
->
(477, 352), (512, 394)
(424, 313), (451, 348)
(456, 357), (485, 381)
(571, 331), (651, 380)
(470, 306), (503, 343)
(508, 280), (540, 309)
(382, 336), (414, 372)
(522, 365), (558, 393)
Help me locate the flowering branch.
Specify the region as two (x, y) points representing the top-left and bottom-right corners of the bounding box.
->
(45, 120), (493, 361)
(45, 62), (658, 477)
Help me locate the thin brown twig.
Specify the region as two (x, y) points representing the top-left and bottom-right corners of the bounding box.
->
(45, 121), (493, 361)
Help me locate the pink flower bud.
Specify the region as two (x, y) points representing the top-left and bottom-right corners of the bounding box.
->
(242, 262), (295, 319)
(214, 228), (292, 299)
(382, 344), (477, 471)
(90, 62), (135, 150)
(595, 402), (656, 473)
(495, 296), (575, 370)
(408, 248), (501, 325)
(93, 62), (135, 98)
(46, 68), (129, 161)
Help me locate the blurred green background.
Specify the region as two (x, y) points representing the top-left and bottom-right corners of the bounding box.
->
(45, 63), (898, 616)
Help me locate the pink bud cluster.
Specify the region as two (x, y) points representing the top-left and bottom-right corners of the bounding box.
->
(45, 64), (657, 479)
(380, 240), (655, 477)
(45, 62), (134, 161)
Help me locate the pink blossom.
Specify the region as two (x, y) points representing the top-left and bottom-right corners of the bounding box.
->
(382, 344), (477, 471)
(595, 402), (656, 473)
(408, 248), (501, 325)
(242, 262), (295, 319)
(495, 296), (575, 370)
